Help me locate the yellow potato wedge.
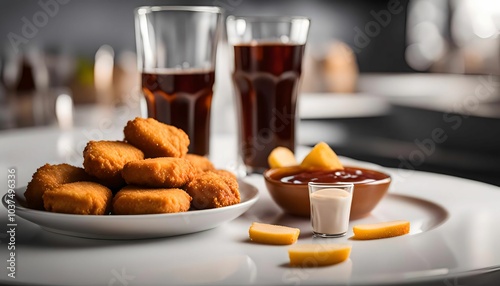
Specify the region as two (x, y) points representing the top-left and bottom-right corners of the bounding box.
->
(300, 142), (344, 171)
(353, 220), (410, 240)
(249, 222), (300, 245)
(268, 147), (297, 169)
(288, 244), (351, 267)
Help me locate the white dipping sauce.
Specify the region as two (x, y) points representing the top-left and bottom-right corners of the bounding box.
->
(310, 188), (353, 236)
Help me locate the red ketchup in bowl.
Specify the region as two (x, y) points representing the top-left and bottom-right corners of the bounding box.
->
(278, 167), (389, 184)
(264, 165), (392, 219)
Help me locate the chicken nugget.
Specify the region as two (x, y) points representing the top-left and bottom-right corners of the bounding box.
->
(122, 157), (194, 188)
(212, 169), (237, 181)
(43, 182), (112, 215)
(83, 140), (144, 190)
(212, 169), (239, 194)
(123, 117), (189, 158)
(113, 186), (191, 215)
(25, 164), (93, 210)
(184, 154), (215, 173)
(185, 170), (240, 209)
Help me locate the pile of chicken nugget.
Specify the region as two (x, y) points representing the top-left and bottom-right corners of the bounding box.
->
(24, 117), (240, 215)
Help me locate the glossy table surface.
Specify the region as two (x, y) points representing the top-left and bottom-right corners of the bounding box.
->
(1, 109), (500, 286)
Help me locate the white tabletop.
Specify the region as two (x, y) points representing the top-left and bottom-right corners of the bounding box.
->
(1, 109), (500, 286)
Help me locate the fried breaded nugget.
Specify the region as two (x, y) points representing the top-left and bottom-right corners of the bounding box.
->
(184, 154), (215, 173)
(83, 140), (144, 190)
(122, 157), (194, 188)
(123, 117), (189, 158)
(212, 169), (237, 181)
(185, 170), (240, 209)
(25, 164), (93, 210)
(213, 169), (239, 194)
(113, 186), (192, 215)
(43, 182), (112, 215)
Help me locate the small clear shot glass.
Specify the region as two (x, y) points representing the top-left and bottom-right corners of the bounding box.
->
(308, 182), (354, 238)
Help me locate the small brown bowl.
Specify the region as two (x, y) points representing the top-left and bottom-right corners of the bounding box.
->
(263, 165), (391, 220)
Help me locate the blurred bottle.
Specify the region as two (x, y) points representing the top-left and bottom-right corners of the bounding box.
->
(0, 58), (14, 129)
(1, 46), (74, 129)
(324, 41), (359, 93)
(15, 56), (37, 93)
(301, 42), (359, 94)
(94, 45), (114, 106)
(113, 50), (140, 106)
(44, 45), (76, 88)
(2, 48), (50, 128)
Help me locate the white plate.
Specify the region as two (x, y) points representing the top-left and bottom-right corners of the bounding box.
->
(2, 180), (259, 239)
(241, 172), (500, 285)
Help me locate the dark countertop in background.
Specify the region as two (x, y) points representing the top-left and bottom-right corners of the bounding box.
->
(299, 74), (500, 187)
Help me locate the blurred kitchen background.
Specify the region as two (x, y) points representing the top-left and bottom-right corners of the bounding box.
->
(1, 0), (499, 185)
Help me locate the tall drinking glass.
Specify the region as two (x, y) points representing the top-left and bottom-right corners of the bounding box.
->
(227, 16), (310, 174)
(135, 6), (222, 156)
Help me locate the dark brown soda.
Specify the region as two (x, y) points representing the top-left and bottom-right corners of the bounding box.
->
(141, 69), (215, 156)
(233, 43), (305, 172)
